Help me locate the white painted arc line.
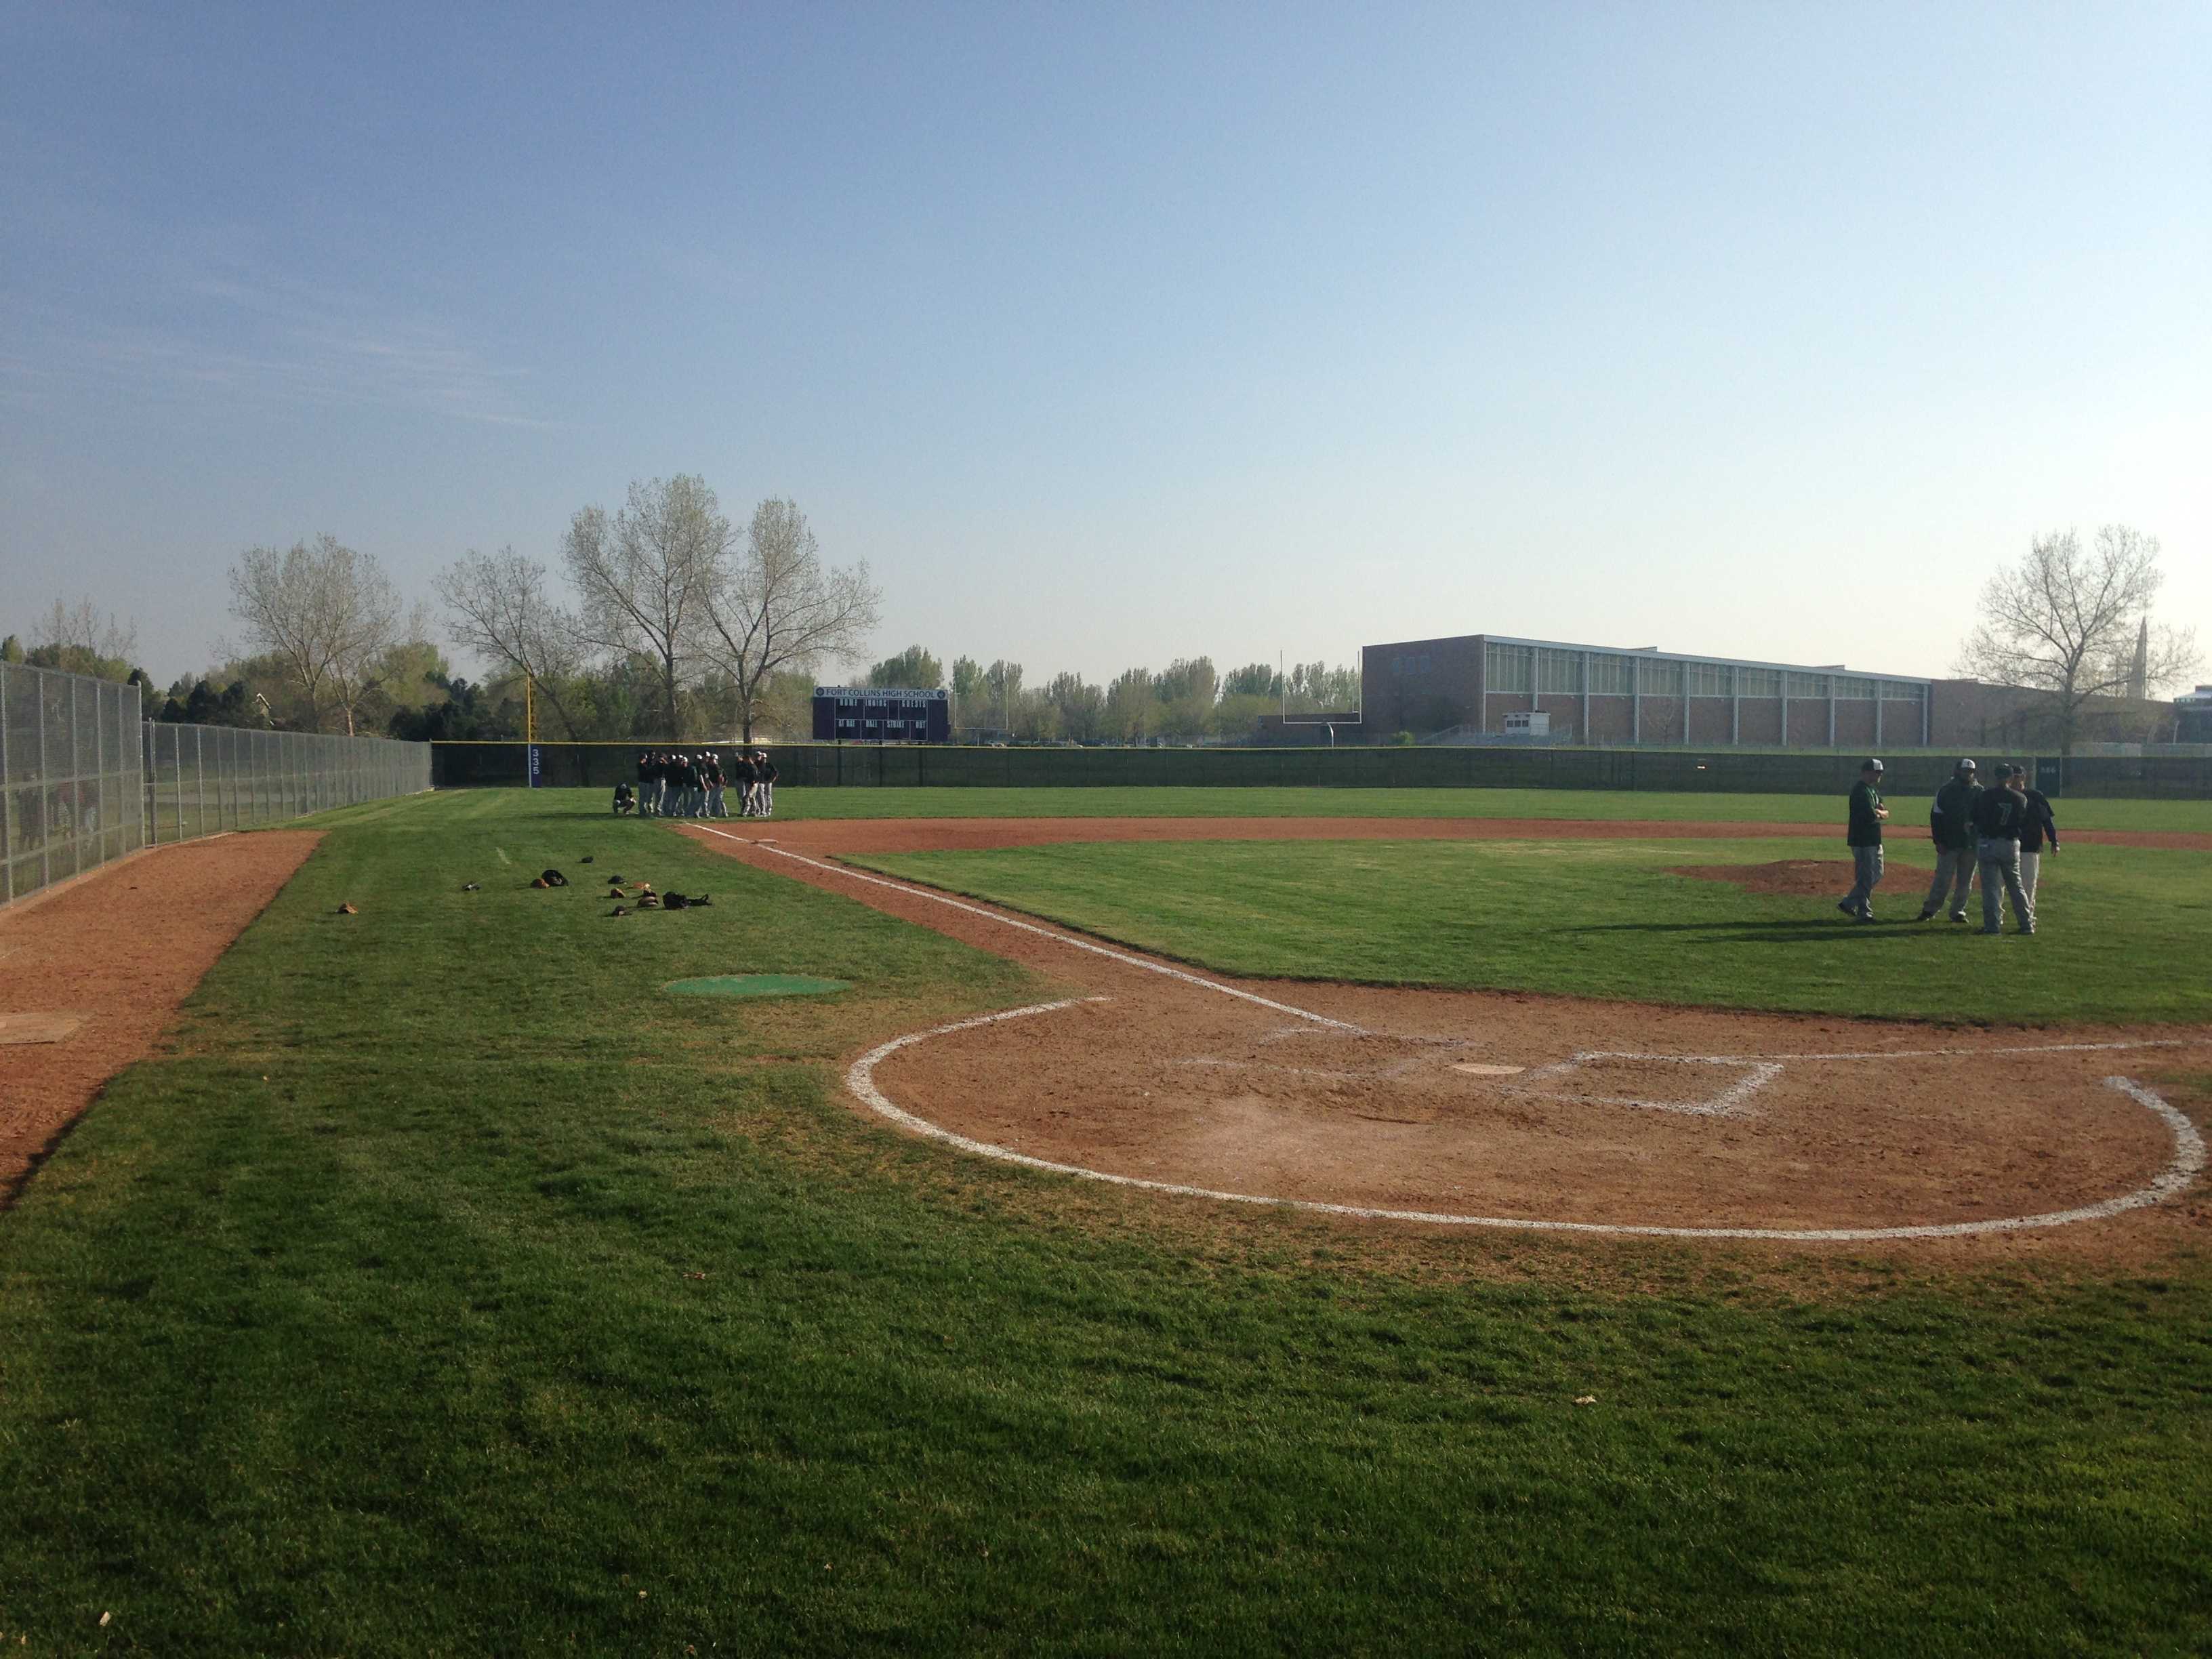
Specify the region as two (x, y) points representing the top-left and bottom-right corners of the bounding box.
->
(689, 824), (1364, 1032)
(846, 1001), (2206, 1242)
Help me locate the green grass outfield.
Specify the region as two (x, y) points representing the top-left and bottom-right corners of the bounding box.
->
(1, 792), (2208, 1655)
(855, 836), (2212, 1024)
(760, 784), (2212, 833)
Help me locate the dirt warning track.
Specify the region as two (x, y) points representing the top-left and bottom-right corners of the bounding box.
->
(681, 821), (2211, 1254)
(0, 832), (321, 1203)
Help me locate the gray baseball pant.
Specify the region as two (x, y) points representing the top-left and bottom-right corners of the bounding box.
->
(1922, 846), (1975, 917)
(1978, 838), (2033, 933)
(1843, 844), (1883, 915)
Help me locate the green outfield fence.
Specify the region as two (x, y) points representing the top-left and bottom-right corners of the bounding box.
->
(3, 659), (432, 909)
(433, 741), (2212, 799)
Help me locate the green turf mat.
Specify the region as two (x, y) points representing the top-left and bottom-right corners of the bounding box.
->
(665, 972), (853, 998)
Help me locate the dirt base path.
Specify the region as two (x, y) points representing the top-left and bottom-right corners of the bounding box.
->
(682, 822), (2209, 1257)
(743, 815), (2212, 855)
(0, 832), (321, 1203)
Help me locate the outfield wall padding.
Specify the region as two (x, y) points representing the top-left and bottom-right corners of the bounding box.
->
(431, 743), (2212, 799)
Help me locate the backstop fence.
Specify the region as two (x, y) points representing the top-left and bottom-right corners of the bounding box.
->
(432, 740), (2212, 799)
(2, 661), (432, 909)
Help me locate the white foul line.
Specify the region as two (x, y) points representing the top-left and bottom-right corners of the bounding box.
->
(687, 825), (1361, 1031)
(846, 1001), (2207, 1242)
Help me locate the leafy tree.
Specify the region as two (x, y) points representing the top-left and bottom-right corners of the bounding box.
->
(949, 657), (986, 729)
(983, 660), (1025, 732)
(1957, 525), (2199, 754)
(386, 676), (523, 741)
(565, 655), (668, 740)
(0, 635), (22, 664)
(1043, 672), (1105, 742)
(1152, 657), (1218, 740)
(1221, 661), (1281, 699)
(353, 639), (450, 733)
(157, 679), (257, 726)
(867, 645), (943, 690)
(752, 669), (819, 741)
(1288, 661), (1361, 712)
(197, 651), (319, 729)
(1153, 657), (1218, 706)
(1103, 667), (1157, 741)
(1211, 690), (1279, 739)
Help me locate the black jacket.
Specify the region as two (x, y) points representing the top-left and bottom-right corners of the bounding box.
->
(2020, 790), (2059, 853)
(1929, 777), (1983, 850)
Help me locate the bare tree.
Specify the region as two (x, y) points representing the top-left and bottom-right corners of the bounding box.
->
(1957, 525), (2199, 754)
(563, 476), (726, 736)
(18, 597), (143, 682)
(436, 547), (592, 739)
(693, 497), (882, 742)
(226, 535), (405, 735)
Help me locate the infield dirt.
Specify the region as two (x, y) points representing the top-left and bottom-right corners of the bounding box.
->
(684, 819), (2211, 1260)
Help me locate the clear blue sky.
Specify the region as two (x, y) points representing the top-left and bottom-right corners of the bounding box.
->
(4, 1), (2207, 691)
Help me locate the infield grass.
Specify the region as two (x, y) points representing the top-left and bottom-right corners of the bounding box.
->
(857, 836), (2212, 1025)
(3, 792), (2209, 1656)
(768, 784), (2212, 834)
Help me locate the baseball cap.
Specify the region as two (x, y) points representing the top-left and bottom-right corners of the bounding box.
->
(1862, 758), (1884, 771)
(1957, 757), (1977, 771)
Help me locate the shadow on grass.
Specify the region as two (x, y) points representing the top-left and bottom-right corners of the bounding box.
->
(1564, 918), (1964, 940)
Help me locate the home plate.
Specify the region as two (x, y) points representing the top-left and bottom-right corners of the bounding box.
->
(0, 1012), (87, 1045)
(1452, 1062), (1525, 1077)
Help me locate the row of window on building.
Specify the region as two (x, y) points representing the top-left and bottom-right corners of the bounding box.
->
(1480, 644), (1924, 706)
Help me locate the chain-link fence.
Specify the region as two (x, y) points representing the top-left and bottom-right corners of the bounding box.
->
(2, 661), (146, 905)
(143, 721), (431, 845)
(2, 660), (432, 908)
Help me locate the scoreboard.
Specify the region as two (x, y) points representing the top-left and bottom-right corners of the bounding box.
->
(811, 686), (952, 743)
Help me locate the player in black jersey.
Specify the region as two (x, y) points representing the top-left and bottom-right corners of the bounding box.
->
(1969, 764), (2034, 935)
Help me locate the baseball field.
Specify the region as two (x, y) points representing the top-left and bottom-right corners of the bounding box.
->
(4, 785), (2210, 1654)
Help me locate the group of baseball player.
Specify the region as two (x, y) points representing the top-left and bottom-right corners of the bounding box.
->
(615, 749), (778, 819)
(1841, 756), (2059, 934)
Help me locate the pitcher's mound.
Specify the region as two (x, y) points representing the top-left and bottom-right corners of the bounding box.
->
(1672, 859), (1933, 897)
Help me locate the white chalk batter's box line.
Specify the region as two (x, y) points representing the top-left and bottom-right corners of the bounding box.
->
(1178, 1038), (2211, 1118)
(1507, 1053), (1786, 1118)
